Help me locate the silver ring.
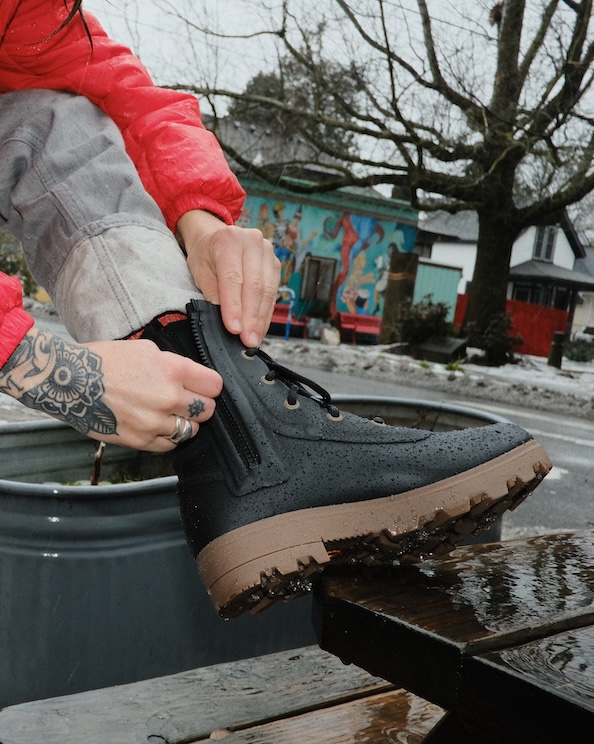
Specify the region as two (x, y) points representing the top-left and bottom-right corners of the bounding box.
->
(166, 416), (193, 445)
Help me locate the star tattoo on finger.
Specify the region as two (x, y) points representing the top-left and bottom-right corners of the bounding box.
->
(188, 399), (205, 417)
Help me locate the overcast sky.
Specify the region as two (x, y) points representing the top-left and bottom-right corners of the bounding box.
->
(84, 0), (280, 94)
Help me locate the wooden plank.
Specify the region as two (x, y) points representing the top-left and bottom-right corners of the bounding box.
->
(458, 625), (594, 742)
(315, 577), (465, 710)
(421, 712), (493, 744)
(319, 531), (594, 649)
(0, 646), (394, 744)
(189, 689), (445, 743)
(314, 531), (594, 710)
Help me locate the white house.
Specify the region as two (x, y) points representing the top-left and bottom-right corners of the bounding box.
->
(415, 210), (594, 337)
(573, 246), (594, 337)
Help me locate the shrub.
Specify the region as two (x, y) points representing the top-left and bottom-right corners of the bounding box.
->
(445, 359), (465, 372)
(398, 295), (455, 347)
(564, 342), (594, 363)
(466, 313), (523, 366)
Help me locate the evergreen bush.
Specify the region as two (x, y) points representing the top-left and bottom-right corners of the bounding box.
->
(398, 295), (455, 347)
(467, 313), (523, 366)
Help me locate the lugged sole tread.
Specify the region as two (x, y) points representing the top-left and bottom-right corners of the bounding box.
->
(197, 442), (551, 619)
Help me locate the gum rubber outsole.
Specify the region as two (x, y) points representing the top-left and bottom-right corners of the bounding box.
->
(197, 440), (552, 619)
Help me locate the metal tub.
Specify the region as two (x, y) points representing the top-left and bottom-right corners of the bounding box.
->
(0, 397), (508, 705)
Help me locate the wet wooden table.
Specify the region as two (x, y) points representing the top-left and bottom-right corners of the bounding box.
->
(0, 645), (444, 743)
(314, 529), (594, 743)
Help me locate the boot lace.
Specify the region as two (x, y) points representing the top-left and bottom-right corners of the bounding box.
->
(244, 348), (342, 418)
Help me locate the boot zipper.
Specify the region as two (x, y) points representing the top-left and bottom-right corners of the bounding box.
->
(189, 308), (261, 469)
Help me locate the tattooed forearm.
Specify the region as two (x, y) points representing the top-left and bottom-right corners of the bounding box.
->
(0, 330), (118, 436)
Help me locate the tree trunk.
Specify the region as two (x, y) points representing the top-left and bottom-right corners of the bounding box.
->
(463, 211), (520, 334)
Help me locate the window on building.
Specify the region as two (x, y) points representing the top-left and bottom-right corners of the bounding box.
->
(512, 281), (556, 307)
(533, 226), (557, 262)
(300, 255), (337, 303)
(512, 282), (532, 303)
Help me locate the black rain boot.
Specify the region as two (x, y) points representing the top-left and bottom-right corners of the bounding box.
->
(140, 300), (552, 619)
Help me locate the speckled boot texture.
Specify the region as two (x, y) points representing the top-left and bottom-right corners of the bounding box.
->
(141, 300), (552, 619)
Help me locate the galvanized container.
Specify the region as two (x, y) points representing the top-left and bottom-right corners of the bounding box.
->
(0, 419), (317, 707)
(0, 397), (508, 706)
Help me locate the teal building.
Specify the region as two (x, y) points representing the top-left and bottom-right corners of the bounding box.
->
(238, 178), (418, 320)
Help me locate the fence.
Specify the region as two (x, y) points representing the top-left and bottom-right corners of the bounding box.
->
(454, 294), (568, 357)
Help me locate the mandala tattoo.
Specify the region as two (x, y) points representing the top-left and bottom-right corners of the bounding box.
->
(0, 331), (117, 436)
(188, 398), (205, 417)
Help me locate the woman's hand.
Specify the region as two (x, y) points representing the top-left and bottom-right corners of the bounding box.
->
(177, 209), (281, 348)
(0, 327), (222, 452)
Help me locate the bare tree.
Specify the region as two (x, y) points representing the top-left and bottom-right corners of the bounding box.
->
(225, 37), (364, 157)
(163, 0), (594, 335)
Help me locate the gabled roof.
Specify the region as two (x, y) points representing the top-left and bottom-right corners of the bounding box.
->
(418, 209), (586, 258)
(509, 260), (594, 290)
(574, 245), (594, 277)
(559, 212), (586, 259)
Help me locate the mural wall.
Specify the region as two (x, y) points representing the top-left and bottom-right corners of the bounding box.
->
(239, 192), (417, 319)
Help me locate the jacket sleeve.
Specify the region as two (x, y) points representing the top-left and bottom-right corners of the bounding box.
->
(0, 1), (246, 231)
(0, 273), (34, 368)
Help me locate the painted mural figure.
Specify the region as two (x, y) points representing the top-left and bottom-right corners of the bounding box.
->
(325, 212), (385, 317)
(271, 201), (291, 283)
(340, 250), (377, 314)
(274, 205), (317, 286)
(254, 203), (275, 241)
(373, 242), (396, 315)
(294, 230), (318, 272)
(272, 202), (289, 249)
(282, 208), (318, 282)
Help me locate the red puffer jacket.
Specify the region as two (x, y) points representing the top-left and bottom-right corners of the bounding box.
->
(0, 0), (246, 366)
(0, 274), (33, 367)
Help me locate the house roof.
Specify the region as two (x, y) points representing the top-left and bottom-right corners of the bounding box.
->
(205, 116), (322, 169)
(509, 260), (594, 291)
(574, 245), (594, 277)
(418, 209), (586, 258)
(417, 210), (479, 242)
